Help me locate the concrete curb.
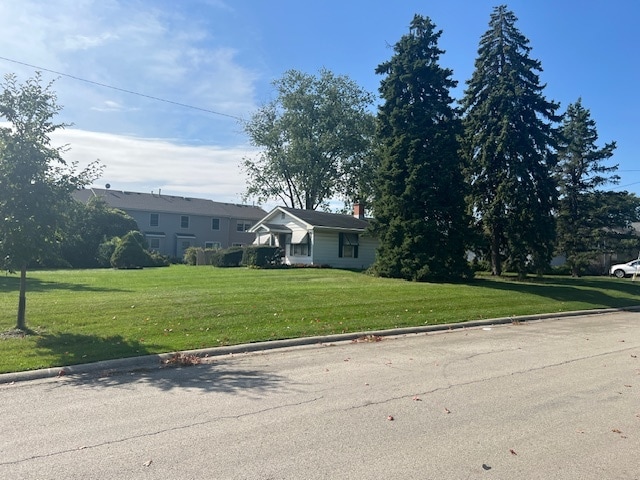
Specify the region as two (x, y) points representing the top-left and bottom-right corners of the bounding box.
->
(2, 306), (639, 384)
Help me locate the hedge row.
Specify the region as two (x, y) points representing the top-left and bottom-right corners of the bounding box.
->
(184, 246), (282, 268)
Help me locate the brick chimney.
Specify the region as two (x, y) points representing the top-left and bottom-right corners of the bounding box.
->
(353, 201), (365, 220)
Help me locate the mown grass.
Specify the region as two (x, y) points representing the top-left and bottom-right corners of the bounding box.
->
(1, 265), (639, 373)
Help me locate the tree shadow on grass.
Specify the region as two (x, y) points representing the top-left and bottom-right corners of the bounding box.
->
(35, 332), (288, 395)
(0, 275), (129, 293)
(35, 332), (152, 368)
(470, 276), (640, 309)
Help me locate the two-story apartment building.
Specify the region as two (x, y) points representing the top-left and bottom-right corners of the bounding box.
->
(73, 188), (267, 259)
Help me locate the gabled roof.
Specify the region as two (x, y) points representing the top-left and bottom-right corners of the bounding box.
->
(251, 206), (370, 232)
(73, 188), (266, 219)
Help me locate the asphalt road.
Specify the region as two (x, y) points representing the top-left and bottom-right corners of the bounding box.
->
(1, 311), (639, 479)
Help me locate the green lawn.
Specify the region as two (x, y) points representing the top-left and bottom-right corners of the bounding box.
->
(1, 265), (639, 373)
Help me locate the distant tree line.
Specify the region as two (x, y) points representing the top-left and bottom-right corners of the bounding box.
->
(242, 5), (640, 281)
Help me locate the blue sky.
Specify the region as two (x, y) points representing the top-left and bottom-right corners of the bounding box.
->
(0, 0), (637, 206)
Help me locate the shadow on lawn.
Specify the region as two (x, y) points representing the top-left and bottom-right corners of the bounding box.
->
(36, 332), (288, 394)
(36, 332), (151, 367)
(471, 276), (640, 308)
(0, 275), (128, 293)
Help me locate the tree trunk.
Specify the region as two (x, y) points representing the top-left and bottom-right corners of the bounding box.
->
(16, 262), (27, 331)
(490, 232), (502, 276)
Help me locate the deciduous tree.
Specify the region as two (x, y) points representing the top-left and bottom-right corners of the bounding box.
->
(461, 5), (559, 278)
(60, 196), (138, 268)
(371, 15), (471, 281)
(242, 69), (376, 210)
(0, 73), (100, 331)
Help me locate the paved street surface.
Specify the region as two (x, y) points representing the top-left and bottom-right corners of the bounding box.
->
(1, 311), (639, 479)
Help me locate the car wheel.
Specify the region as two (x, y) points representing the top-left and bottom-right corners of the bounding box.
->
(613, 269), (626, 279)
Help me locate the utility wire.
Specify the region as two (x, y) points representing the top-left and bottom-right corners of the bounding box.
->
(0, 55), (245, 122)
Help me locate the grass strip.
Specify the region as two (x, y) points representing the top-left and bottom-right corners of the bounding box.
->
(0, 265), (638, 373)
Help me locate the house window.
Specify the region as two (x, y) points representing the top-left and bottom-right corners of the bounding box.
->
(236, 220), (252, 232)
(149, 238), (160, 250)
(291, 243), (309, 256)
(205, 241), (221, 249)
(181, 215), (189, 229)
(211, 218), (220, 230)
(150, 213), (159, 227)
(339, 233), (359, 258)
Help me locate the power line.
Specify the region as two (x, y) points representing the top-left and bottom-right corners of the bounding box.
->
(0, 55), (245, 122)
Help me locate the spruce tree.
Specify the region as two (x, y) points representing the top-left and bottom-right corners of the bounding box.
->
(555, 98), (618, 276)
(371, 15), (470, 281)
(461, 5), (559, 278)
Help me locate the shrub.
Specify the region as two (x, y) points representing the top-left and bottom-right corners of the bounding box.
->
(242, 246), (282, 268)
(183, 247), (199, 266)
(109, 230), (167, 269)
(211, 247), (244, 267)
(97, 237), (120, 267)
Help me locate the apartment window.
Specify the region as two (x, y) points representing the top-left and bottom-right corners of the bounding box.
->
(338, 233), (359, 258)
(205, 241), (221, 249)
(236, 220), (252, 232)
(181, 215), (189, 229)
(211, 218), (220, 230)
(150, 213), (159, 227)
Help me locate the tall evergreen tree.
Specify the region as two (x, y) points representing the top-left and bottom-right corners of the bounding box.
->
(555, 98), (620, 275)
(461, 5), (559, 278)
(371, 15), (470, 281)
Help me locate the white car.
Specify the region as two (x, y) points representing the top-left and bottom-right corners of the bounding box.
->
(609, 259), (640, 278)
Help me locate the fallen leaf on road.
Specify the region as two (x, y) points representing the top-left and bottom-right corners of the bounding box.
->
(143, 460), (152, 467)
(509, 449), (518, 456)
(612, 429), (622, 434)
(387, 415), (394, 421)
(482, 464), (492, 470)
(412, 396), (421, 401)
(444, 407), (451, 414)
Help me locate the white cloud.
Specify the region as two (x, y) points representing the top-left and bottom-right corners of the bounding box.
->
(0, 0), (260, 141)
(53, 128), (257, 203)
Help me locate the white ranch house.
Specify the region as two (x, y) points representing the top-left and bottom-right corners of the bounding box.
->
(250, 205), (378, 269)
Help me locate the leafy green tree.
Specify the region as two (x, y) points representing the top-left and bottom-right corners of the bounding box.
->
(371, 15), (471, 281)
(461, 5), (560, 278)
(60, 196), (138, 268)
(242, 68), (376, 210)
(555, 98), (620, 275)
(0, 73), (101, 330)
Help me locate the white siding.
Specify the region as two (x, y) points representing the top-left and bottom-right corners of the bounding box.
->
(312, 230), (377, 269)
